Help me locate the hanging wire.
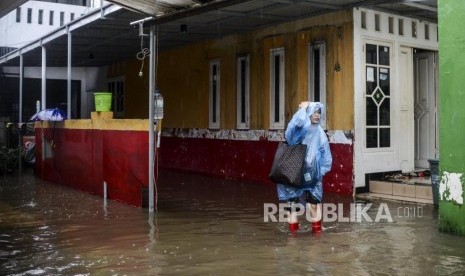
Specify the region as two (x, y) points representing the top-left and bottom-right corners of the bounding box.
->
(136, 25), (150, 77)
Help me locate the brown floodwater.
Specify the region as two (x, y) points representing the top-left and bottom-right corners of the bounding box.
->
(1, 168), (465, 275)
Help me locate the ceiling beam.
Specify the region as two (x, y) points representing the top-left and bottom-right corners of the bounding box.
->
(402, 2), (437, 13)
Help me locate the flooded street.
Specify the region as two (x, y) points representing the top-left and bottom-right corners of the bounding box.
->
(1, 169), (465, 275)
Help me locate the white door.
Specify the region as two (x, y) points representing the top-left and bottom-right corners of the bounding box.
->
(398, 47), (414, 172)
(414, 52), (438, 168)
(359, 41), (398, 175)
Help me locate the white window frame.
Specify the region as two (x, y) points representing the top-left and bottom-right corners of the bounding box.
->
(308, 41), (327, 129)
(363, 41), (393, 151)
(27, 8), (32, 24)
(270, 48), (285, 129)
(209, 59), (221, 129)
(49, 10), (54, 26)
(236, 55), (250, 129)
(16, 7), (21, 23)
(108, 76), (125, 118)
(38, 9), (43, 25)
(60, 11), (64, 26)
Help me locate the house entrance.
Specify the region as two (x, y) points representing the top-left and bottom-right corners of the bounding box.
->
(413, 50), (438, 169)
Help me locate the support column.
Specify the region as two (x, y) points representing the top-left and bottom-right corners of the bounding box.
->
(19, 54), (23, 123)
(41, 45), (46, 110)
(148, 25), (157, 212)
(67, 27), (72, 119)
(438, 0), (465, 235)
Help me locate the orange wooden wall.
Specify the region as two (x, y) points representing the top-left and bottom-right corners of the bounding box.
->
(109, 10), (354, 131)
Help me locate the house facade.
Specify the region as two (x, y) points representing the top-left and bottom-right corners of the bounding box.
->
(0, 0), (107, 124)
(107, 8), (438, 196)
(0, 1), (439, 202)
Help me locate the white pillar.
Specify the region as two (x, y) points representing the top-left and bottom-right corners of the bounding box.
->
(19, 54), (23, 123)
(148, 25), (157, 212)
(67, 28), (72, 119)
(41, 45), (46, 110)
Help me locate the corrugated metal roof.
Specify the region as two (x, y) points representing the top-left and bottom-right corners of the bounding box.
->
(0, 0), (437, 67)
(0, 0), (27, 18)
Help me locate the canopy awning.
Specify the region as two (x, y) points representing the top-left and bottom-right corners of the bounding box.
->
(0, 0), (437, 68)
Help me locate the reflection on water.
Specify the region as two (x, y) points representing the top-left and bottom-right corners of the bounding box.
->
(1, 168), (465, 275)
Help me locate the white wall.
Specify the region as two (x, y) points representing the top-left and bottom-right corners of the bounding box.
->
(2, 65), (108, 118)
(352, 8), (438, 188)
(0, 0), (99, 50)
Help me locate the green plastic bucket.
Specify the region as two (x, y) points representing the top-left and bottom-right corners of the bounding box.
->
(94, 92), (112, 112)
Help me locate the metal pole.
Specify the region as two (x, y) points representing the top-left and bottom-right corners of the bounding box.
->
(148, 25), (156, 212)
(67, 28), (72, 119)
(19, 54), (23, 123)
(41, 46), (46, 110)
(18, 54), (24, 171)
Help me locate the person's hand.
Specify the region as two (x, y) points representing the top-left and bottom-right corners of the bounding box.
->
(299, 101), (310, 109)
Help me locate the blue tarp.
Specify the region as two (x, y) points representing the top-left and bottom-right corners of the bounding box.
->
(30, 108), (67, 121)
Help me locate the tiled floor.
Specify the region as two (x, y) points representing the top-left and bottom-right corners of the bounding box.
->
(356, 192), (434, 204)
(357, 177), (434, 205)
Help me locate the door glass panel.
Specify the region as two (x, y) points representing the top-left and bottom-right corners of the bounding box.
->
(365, 43), (391, 148)
(379, 46), (390, 65)
(380, 128), (391, 147)
(379, 98), (390, 125)
(366, 67), (377, 95)
(366, 98), (378, 126)
(379, 67), (390, 95)
(366, 44), (377, 64)
(366, 128), (378, 148)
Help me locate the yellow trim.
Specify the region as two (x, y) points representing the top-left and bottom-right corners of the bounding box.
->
(35, 112), (151, 131)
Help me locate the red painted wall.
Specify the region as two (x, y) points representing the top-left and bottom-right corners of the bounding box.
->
(36, 129), (354, 208)
(36, 127), (149, 207)
(159, 137), (354, 196)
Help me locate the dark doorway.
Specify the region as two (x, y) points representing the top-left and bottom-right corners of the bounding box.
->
(0, 77), (81, 122)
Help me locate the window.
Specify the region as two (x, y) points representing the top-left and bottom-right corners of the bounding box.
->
(365, 43), (391, 148)
(70, 13), (75, 21)
(425, 24), (430, 40)
(388, 17), (394, 34)
(38, 9), (43, 25)
(412, 21), (417, 38)
(108, 77), (125, 118)
(309, 42), (327, 129)
(375, 14), (380, 31)
(236, 55), (250, 129)
(27, 8), (32, 24)
(16, 7), (21, 23)
(398, 18), (404, 35)
(209, 60), (221, 129)
(270, 48), (285, 129)
(49, 11), (54, 25)
(60, 11), (64, 26)
(361, 11), (366, 29)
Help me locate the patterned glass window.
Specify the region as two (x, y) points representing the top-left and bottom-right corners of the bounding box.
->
(365, 43), (391, 148)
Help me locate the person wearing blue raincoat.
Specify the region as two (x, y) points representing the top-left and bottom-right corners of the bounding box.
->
(277, 101), (332, 233)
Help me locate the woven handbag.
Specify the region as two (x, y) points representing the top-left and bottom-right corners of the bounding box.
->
(268, 142), (307, 187)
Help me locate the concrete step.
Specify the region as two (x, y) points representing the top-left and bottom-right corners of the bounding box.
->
(367, 180), (433, 204)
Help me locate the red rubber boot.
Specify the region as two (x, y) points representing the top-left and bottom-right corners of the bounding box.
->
(289, 222), (299, 232)
(311, 220), (322, 234)
(288, 203), (300, 232)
